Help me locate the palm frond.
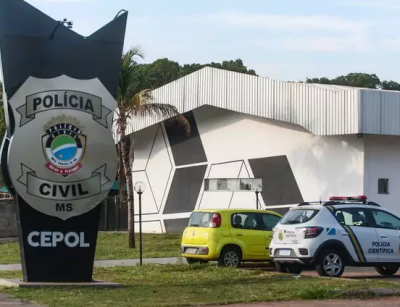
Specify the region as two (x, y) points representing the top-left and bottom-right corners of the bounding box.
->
(117, 46), (144, 103)
(137, 103), (190, 135)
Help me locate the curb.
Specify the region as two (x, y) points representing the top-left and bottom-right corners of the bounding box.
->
(344, 288), (400, 295)
(0, 238), (18, 244)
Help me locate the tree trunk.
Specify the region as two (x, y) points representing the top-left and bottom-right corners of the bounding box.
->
(120, 128), (135, 248)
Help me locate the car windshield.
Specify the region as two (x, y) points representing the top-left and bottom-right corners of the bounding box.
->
(279, 209), (320, 225)
(188, 212), (212, 227)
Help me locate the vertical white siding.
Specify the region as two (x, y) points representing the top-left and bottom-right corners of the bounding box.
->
(359, 90), (400, 136)
(123, 67), (393, 136)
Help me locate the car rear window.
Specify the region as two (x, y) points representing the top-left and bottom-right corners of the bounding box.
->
(279, 209), (320, 225)
(188, 212), (213, 227)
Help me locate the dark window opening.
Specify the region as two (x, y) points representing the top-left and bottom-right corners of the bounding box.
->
(378, 178), (389, 194)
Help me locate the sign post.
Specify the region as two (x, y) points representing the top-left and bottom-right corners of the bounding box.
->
(204, 178), (263, 209)
(0, 0), (127, 284)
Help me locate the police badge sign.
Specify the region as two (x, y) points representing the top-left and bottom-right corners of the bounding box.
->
(0, 0), (127, 282)
(8, 76), (116, 220)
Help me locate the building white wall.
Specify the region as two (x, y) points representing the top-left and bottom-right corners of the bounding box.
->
(364, 135), (400, 213)
(130, 105), (365, 233)
(195, 106), (364, 208)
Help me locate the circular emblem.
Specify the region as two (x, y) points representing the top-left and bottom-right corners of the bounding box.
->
(42, 115), (86, 176)
(278, 230), (284, 241)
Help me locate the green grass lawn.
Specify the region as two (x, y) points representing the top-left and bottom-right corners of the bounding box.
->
(0, 232), (182, 264)
(0, 264), (399, 307)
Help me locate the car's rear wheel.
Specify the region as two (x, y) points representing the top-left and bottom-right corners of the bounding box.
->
(186, 258), (209, 265)
(274, 262), (303, 274)
(218, 246), (242, 267)
(375, 265), (399, 276)
(286, 263), (303, 274)
(316, 249), (345, 277)
(274, 261), (286, 273)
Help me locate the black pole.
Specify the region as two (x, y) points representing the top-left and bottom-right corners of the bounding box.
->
(138, 191), (143, 266)
(255, 191), (259, 210)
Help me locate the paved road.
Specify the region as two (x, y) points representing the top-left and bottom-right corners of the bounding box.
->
(241, 265), (400, 283)
(302, 267), (400, 283)
(206, 297), (400, 307)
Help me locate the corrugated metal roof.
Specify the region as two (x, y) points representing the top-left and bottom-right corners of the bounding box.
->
(120, 67), (400, 137)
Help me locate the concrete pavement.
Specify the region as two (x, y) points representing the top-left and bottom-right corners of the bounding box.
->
(0, 293), (44, 307)
(206, 297), (400, 307)
(0, 257), (181, 271)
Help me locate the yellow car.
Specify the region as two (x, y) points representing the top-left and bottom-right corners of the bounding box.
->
(181, 209), (282, 267)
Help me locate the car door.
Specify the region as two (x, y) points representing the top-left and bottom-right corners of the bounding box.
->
(259, 213), (282, 249)
(230, 212), (266, 260)
(369, 209), (400, 263)
(334, 208), (379, 263)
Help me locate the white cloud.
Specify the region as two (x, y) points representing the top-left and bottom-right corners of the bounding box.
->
(282, 35), (370, 53)
(188, 12), (371, 33)
(381, 37), (400, 51)
(343, 0), (400, 9)
(250, 34), (370, 53)
(26, 0), (91, 2)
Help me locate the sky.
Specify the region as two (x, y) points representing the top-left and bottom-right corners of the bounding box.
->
(24, 0), (400, 82)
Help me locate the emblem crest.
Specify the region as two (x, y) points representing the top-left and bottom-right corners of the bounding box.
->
(42, 114), (86, 177)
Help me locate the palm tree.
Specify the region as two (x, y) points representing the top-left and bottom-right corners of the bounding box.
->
(115, 47), (189, 248)
(0, 81), (5, 136)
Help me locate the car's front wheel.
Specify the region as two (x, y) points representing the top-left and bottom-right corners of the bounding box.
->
(316, 249), (345, 277)
(218, 246), (242, 267)
(375, 265), (399, 276)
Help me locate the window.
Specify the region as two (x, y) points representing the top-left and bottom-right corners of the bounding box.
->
(371, 210), (400, 230)
(261, 214), (281, 231)
(216, 179), (228, 191)
(280, 209), (319, 225)
(188, 212), (212, 228)
(231, 213), (259, 230)
(335, 208), (369, 227)
(378, 178), (389, 194)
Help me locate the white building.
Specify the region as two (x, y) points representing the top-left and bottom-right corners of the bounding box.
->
(122, 67), (400, 233)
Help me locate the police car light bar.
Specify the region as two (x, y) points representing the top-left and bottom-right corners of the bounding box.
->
(329, 195), (367, 202)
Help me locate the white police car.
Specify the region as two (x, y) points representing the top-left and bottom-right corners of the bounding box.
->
(269, 196), (400, 277)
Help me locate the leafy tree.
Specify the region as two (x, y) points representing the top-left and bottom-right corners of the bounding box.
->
(115, 47), (189, 248)
(305, 73), (400, 91)
(179, 59), (257, 78)
(131, 58), (257, 91)
(306, 73), (381, 89)
(381, 80), (400, 91)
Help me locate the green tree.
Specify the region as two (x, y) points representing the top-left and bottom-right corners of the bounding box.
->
(381, 80), (400, 91)
(132, 58), (258, 91)
(116, 47), (189, 248)
(306, 73), (381, 89)
(179, 59), (257, 78)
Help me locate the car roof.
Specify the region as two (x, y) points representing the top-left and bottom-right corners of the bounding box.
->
(290, 203), (383, 211)
(193, 208), (282, 216)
